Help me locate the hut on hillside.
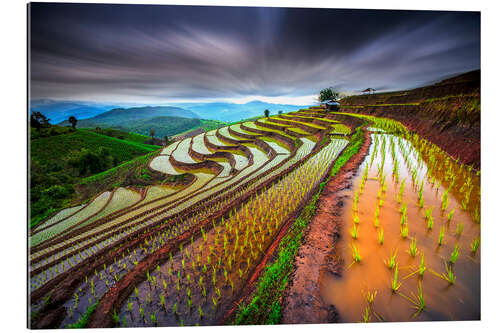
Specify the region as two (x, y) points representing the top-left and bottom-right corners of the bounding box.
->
(362, 88), (376, 94)
(320, 99), (340, 111)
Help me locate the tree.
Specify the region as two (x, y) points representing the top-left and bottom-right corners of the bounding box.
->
(318, 87), (340, 102)
(68, 116), (78, 129)
(69, 147), (114, 176)
(30, 111), (50, 131)
(150, 128), (156, 140)
(264, 109), (270, 118)
(278, 110), (283, 115)
(164, 136), (169, 146)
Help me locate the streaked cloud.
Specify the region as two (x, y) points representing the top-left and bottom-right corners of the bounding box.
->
(29, 4), (480, 103)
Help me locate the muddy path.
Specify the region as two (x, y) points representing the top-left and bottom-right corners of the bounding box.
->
(280, 129), (372, 324)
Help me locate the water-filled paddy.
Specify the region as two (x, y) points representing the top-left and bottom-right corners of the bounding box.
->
(320, 131), (480, 322)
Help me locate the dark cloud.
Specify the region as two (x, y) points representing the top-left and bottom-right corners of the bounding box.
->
(29, 3), (480, 103)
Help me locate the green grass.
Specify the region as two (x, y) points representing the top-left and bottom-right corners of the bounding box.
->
(31, 129), (158, 167)
(233, 124), (366, 325)
(65, 302), (98, 328)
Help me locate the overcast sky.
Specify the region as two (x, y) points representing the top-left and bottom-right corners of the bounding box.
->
(29, 3), (480, 105)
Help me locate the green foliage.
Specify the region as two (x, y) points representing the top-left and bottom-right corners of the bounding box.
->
(68, 116), (78, 129)
(318, 87), (340, 102)
(68, 147), (115, 176)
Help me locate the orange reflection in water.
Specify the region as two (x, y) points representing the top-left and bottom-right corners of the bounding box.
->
(320, 133), (480, 323)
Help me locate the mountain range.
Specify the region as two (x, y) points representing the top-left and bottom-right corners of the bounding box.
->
(171, 100), (308, 122)
(31, 99), (308, 124)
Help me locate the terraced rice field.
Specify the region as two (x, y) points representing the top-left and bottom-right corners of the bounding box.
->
(29, 108), (351, 327)
(29, 109), (480, 328)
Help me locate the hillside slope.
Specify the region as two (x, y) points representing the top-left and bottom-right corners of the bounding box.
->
(30, 127), (160, 226)
(339, 70), (480, 167)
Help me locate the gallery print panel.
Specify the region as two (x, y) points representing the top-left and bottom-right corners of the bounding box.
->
(28, 1), (480, 328)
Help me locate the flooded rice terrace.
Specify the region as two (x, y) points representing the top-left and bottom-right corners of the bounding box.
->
(320, 129), (480, 322)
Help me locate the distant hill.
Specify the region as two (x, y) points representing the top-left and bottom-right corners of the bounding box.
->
(57, 106), (228, 139)
(115, 116), (202, 138)
(172, 100), (308, 122)
(30, 99), (119, 124)
(58, 105), (199, 127)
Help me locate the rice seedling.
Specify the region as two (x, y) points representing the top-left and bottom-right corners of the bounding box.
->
(400, 224), (409, 238)
(456, 223), (464, 236)
(441, 190), (450, 211)
(400, 282), (426, 318)
(378, 228), (384, 245)
(427, 216), (434, 230)
(139, 306), (145, 322)
(424, 207), (433, 220)
(400, 202), (407, 215)
(438, 226), (445, 245)
(450, 244), (460, 264)
(112, 310), (120, 326)
(150, 313), (157, 326)
(351, 224), (359, 239)
(397, 179), (406, 203)
(391, 263), (402, 293)
(198, 305), (204, 318)
(473, 208), (480, 224)
(417, 181), (424, 208)
(431, 262), (456, 285)
(173, 302), (178, 316)
(361, 305), (371, 323)
(385, 249), (397, 269)
(471, 237), (480, 254)
(408, 238), (418, 257)
(400, 214), (407, 226)
(418, 252), (426, 276)
(365, 290), (377, 305)
(374, 216), (380, 228)
(447, 208), (456, 222)
(351, 243), (362, 264)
